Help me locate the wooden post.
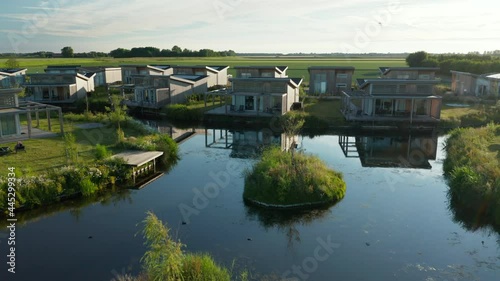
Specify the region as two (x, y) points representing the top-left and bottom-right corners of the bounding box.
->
(154, 159), (156, 173)
(27, 108), (32, 139)
(46, 108), (52, 131)
(58, 108), (64, 134)
(35, 110), (40, 128)
(133, 167), (136, 184)
(410, 98), (415, 127)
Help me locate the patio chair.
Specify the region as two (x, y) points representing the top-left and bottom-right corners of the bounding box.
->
(15, 142), (26, 153)
(0, 147), (11, 156)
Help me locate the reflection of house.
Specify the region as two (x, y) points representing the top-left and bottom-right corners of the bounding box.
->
(0, 88), (64, 139)
(341, 67), (442, 124)
(205, 128), (295, 158)
(173, 65), (229, 87)
(308, 66), (355, 95)
(234, 66), (288, 78)
(451, 71), (500, 97)
(24, 72), (95, 103)
(120, 65), (173, 84)
(0, 68), (27, 89)
(122, 74), (208, 109)
(338, 134), (438, 169)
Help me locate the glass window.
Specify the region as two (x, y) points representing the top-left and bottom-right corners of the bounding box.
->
(337, 73), (348, 79)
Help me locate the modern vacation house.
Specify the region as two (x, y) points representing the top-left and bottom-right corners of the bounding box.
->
(120, 65), (173, 84)
(205, 66), (302, 116)
(45, 65), (122, 87)
(308, 66), (355, 95)
(122, 74), (208, 109)
(0, 68), (27, 89)
(341, 67), (442, 125)
(451, 70), (500, 97)
(173, 65), (229, 87)
(24, 72), (96, 103)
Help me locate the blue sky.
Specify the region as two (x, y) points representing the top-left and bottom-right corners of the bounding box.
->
(1, 0), (499, 54)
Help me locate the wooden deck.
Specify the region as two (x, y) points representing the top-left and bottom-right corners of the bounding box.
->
(205, 105), (280, 117)
(112, 150), (164, 167)
(343, 111), (439, 123)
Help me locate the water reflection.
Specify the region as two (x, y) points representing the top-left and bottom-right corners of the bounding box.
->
(244, 203), (331, 249)
(138, 119), (199, 143)
(447, 189), (500, 235)
(205, 128), (298, 158)
(0, 189), (133, 229)
(338, 133), (438, 169)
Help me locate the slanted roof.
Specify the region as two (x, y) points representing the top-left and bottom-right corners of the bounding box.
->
(231, 77), (302, 88)
(170, 74), (208, 84)
(0, 68), (27, 75)
(208, 65), (229, 71)
(486, 73), (500, 80)
(234, 66), (288, 74)
(308, 66), (355, 71)
(149, 65), (172, 70)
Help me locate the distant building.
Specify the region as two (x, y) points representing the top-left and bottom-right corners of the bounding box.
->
(120, 65), (173, 84)
(379, 67), (439, 80)
(122, 74), (208, 109)
(451, 70), (500, 97)
(24, 72), (96, 103)
(341, 67), (442, 125)
(234, 66), (288, 78)
(0, 88), (23, 138)
(45, 65), (122, 87)
(308, 66), (355, 95)
(173, 65), (229, 87)
(0, 68), (27, 89)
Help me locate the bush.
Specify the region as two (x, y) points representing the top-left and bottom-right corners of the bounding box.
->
(94, 144), (111, 160)
(244, 146), (346, 206)
(182, 253), (231, 281)
(163, 104), (203, 121)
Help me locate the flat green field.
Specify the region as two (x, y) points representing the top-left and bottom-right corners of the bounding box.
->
(0, 57), (407, 83)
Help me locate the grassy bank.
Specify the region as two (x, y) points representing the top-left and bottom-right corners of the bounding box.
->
(244, 146), (346, 207)
(0, 113), (179, 213)
(443, 124), (500, 230)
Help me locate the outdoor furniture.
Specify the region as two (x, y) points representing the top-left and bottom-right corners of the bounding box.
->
(0, 147), (11, 156)
(15, 144), (26, 153)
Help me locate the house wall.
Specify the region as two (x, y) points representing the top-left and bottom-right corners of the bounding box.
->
(236, 68), (284, 78)
(233, 80), (287, 93)
(475, 77), (491, 96)
(451, 72), (476, 95)
(309, 69), (353, 94)
(169, 81), (191, 104)
(383, 70), (436, 80)
(75, 77), (89, 99)
(104, 68), (122, 85)
(217, 68), (228, 86)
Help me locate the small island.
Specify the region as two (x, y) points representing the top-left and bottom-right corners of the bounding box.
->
(243, 146), (346, 208)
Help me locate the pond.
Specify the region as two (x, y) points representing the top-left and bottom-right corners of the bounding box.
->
(1, 129), (499, 281)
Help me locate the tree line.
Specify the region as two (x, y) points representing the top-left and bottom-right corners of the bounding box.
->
(109, 45), (236, 58)
(406, 51), (500, 75)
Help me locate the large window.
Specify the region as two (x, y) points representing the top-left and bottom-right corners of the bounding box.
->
(241, 73), (252, 78)
(337, 73), (348, 79)
(245, 96), (255, 110)
(314, 73), (327, 94)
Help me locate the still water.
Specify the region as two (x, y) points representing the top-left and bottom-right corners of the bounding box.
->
(1, 130), (499, 281)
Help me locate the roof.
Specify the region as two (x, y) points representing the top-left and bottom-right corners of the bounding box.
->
(0, 88), (23, 95)
(46, 65), (81, 69)
(170, 74), (208, 83)
(379, 67), (440, 75)
(234, 66), (288, 74)
(485, 73), (500, 79)
(112, 150), (164, 167)
(173, 65), (229, 72)
(357, 78), (440, 89)
(231, 77), (302, 88)
(0, 68), (27, 75)
(308, 66), (355, 71)
(120, 64), (172, 71)
(149, 65), (172, 70)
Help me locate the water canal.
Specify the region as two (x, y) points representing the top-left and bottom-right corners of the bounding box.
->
(1, 128), (499, 281)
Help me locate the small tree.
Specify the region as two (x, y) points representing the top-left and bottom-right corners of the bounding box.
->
(280, 112), (305, 157)
(63, 132), (78, 164)
(61, 46), (74, 58)
(105, 95), (128, 131)
(4, 57), (20, 69)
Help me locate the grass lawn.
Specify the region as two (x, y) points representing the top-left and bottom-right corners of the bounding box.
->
(0, 56), (408, 83)
(440, 104), (483, 121)
(1, 117), (149, 176)
(303, 98), (347, 126)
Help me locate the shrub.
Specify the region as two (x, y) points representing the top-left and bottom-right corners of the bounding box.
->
(182, 253), (231, 281)
(163, 104), (203, 121)
(80, 177), (99, 197)
(94, 144), (111, 160)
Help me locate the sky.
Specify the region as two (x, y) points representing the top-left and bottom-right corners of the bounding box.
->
(0, 0), (499, 54)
